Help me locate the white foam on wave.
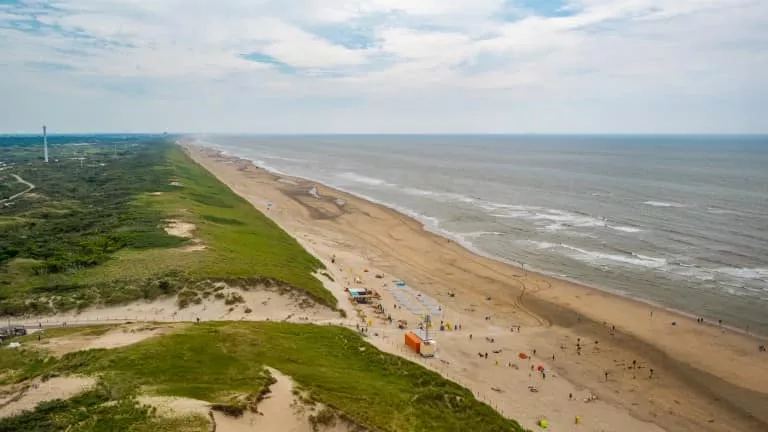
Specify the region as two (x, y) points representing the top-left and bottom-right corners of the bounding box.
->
(610, 225), (642, 233)
(252, 159), (286, 175)
(714, 267), (768, 280)
(488, 204), (643, 234)
(337, 172), (396, 187)
(402, 187), (476, 204)
(457, 231), (504, 238)
(643, 201), (685, 208)
(477, 202), (541, 212)
(517, 240), (558, 250)
(560, 244), (668, 269)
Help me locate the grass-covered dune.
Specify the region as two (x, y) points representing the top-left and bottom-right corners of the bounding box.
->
(0, 138), (334, 315)
(0, 322), (526, 432)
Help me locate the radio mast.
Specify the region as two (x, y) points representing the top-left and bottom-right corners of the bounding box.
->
(42, 125), (49, 163)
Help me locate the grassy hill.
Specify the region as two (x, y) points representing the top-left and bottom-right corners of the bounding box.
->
(0, 137), (334, 315)
(0, 322), (526, 432)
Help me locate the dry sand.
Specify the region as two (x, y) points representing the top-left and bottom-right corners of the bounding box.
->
(17, 285), (343, 327)
(0, 376), (95, 419)
(164, 219), (206, 251)
(183, 142), (768, 432)
(36, 323), (179, 356)
(139, 368), (356, 432)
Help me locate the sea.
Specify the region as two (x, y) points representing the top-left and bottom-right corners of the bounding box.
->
(194, 135), (768, 336)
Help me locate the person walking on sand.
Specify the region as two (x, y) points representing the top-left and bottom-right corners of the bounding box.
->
(649, 368), (654, 379)
(604, 371), (609, 382)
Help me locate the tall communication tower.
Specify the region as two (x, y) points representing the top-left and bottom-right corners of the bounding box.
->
(42, 125), (49, 163)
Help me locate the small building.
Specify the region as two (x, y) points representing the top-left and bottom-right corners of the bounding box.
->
(349, 288), (377, 304)
(404, 329), (437, 357)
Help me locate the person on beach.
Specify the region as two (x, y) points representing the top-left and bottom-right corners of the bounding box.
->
(649, 368), (654, 379)
(604, 371), (609, 381)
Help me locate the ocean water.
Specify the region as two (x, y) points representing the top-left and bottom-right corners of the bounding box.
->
(196, 135), (768, 335)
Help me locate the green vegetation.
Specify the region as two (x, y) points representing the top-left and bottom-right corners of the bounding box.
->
(0, 389), (209, 432)
(0, 137), (333, 316)
(0, 322), (525, 432)
(0, 173), (28, 200)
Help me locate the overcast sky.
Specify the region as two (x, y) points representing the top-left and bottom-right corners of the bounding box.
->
(1, 0), (766, 134)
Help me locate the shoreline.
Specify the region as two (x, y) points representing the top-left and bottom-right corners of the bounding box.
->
(200, 142), (763, 339)
(182, 141), (768, 432)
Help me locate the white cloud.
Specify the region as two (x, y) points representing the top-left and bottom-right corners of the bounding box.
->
(0, 0), (766, 133)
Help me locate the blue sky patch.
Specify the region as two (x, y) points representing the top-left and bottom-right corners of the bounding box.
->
(241, 52), (298, 75)
(312, 25), (375, 49)
(508, 0), (577, 18)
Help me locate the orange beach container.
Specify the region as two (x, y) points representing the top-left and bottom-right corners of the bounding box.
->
(405, 332), (422, 354)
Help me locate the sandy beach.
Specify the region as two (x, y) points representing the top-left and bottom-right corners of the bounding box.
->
(181, 142), (768, 432)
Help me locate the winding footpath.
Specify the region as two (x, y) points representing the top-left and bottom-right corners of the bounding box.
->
(0, 173), (35, 205)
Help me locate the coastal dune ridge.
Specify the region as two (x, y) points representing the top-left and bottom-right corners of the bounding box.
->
(182, 139), (768, 432)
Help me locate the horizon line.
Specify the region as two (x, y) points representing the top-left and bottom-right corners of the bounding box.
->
(2, 132), (768, 137)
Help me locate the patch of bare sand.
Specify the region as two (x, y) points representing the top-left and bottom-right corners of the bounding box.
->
(139, 368), (356, 432)
(0, 376), (95, 419)
(138, 396), (210, 417)
(164, 220), (206, 251)
(40, 324), (179, 356)
(18, 286), (340, 326)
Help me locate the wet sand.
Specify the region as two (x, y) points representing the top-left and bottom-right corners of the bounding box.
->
(183, 142), (768, 432)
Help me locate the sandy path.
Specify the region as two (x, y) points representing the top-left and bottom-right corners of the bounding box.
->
(184, 143), (768, 432)
(0, 173), (35, 204)
(138, 368), (354, 432)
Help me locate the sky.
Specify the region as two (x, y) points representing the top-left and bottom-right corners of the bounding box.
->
(0, 0), (766, 134)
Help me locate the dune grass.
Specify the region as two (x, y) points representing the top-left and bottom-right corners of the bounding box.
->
(0, 139), (334, 315)
(0, 389), (209, 432)
(1, 322), (525, 432)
